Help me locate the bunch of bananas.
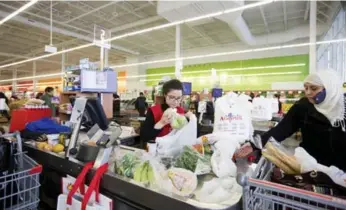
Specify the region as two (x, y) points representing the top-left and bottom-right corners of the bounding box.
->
(133, 161), (155, 184)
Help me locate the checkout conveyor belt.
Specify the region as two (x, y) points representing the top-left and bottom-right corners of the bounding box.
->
(24, 144), (241, 210)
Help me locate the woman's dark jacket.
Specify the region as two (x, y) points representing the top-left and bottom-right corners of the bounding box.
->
(261, 97), (346, 171)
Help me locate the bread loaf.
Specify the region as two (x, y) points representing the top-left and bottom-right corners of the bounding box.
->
(265, 142), (301, 173)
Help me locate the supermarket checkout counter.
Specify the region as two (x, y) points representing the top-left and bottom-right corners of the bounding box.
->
(24, 144), (242, 210)
(24, 97), (242, 210)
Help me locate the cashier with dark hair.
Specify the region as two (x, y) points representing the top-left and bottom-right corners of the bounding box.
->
(140, 79), (193, 143)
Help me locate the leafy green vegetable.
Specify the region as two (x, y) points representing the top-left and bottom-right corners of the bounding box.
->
(175, 146), (211, 175)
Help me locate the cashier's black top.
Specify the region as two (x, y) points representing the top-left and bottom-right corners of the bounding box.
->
(261, 97), (346, 171)
(140, 104), (169, 143)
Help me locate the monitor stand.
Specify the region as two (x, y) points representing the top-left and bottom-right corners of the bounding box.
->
(66, 97), (87, 159)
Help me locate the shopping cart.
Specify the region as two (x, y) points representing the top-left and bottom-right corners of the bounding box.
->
(0, 132), (42, 210)
(238, 157), (346, 210)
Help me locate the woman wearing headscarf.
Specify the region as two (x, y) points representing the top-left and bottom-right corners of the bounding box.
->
(236, 70), (346, 171)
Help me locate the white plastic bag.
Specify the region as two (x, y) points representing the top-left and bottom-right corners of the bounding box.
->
(213, 95), (253, 140)
(270, 98), (279, 114)
(211, 139), (240, 178)
(156, 115), (197, 157)
(294, 147), (346, 188)
(194, 177), (242, 205)
(251, 97), (273, 121)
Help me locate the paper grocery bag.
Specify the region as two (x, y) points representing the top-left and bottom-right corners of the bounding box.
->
(57, 162), (113, 210)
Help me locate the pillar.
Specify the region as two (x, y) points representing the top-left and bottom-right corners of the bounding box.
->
(175, 25), (182, 79)
(33, 61), (37, 91)
(12, 69), (17, 93)
(61, 47), (65, 90)
(309, 0), (317, 73)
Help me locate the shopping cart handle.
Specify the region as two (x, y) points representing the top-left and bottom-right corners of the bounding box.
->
(236, 173), (248, 187)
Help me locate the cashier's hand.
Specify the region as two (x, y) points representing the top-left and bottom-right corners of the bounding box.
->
(154, 109), (174, 129)
(234, 143), (254, 158)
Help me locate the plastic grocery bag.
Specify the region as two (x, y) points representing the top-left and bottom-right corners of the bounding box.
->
(57, 162), (112, 210)
(294, 147), (346, 188)
(194, 177), (242, 205)
(251, 96), (273, 121)
(211, 139), (240, 178)
(271, 98), (279, 114)
(161, 167), (198, 197)
(213, 94), (253, 140)
(156, 114), (197, 157)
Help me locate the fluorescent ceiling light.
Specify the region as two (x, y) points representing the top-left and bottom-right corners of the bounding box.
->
(140, 71), (302, 82)
(0, 81), (62, 88)
(0, 63), (304, 83)
(0, 43), (94, 69)
(0, 0), (38, 26)
(0, 1), (272, 70)
(113, 38), (346, 69)
(0, 72), (63, 83)
(118, 63), (306, 79)
(104, 0), (273, 43)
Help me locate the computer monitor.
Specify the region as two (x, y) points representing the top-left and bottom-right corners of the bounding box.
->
(212, 88), (223, 98)
(182, 82), (192, 95)
(70, 96), (109, 131)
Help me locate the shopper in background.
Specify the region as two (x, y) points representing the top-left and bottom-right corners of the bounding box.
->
(249, 92), (255, 102)
(236, 70), (346, 171)
(41, 87), (56, 117)
(274, 93), (282, 114)
(113, 92), (120, 116)
(0, 92), (9, 105)
(35, 92), (43, 100)
(0, 92), (10, 120)
(134, 92), (148, 117)
(140, 79), (194, 143)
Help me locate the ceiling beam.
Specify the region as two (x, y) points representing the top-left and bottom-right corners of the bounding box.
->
(304, 1), (310, 21)
(64, 1), (118, 27)
(0, 52), (63, 66)
(0, 10), (139, 55)
(283, 1), (287, 30)
(318, 10), (330, 20)
(64, 1), (119, 24)
(259, 6), (270, 34)
(0, 2), (92, 34)
(186, 25), (217, 45)
(319, 1), (334, 10)
(118, 2), (144, 19)
(110, 16), (163, 33)
(0, 38), (81, 66)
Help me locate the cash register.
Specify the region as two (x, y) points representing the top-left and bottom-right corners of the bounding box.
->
(67, 97), (122, 167)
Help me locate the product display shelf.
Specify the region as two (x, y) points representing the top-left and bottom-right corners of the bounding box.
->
(24, 144), (241, 210)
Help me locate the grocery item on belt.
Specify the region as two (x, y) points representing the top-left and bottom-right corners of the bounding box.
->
(167, 168), (198, 197)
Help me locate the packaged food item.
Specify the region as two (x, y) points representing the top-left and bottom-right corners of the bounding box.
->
(115, 153), (141, 178)
(167, 168), (198, 197)
(174, 146), (211, 175)
(171, 114), (188, 130)
(262, 138), (301, 174)
(133, 161), (150, 183)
